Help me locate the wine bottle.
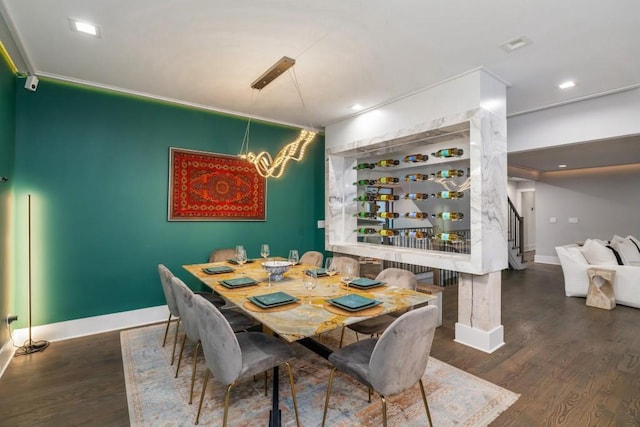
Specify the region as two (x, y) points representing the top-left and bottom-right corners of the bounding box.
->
(378, 212), (399, 219)
(354, 212), (377, 219)
(379, 229), (398, 237)
(431, 169), (465, 179)
(403, 173), (429, 181)
(353, 194), (376, 202)
(353, 179), (376, 186)
(432, 212), (464, 221)
(401, 230), (427, 239)
(355, 227), (378, 234)
(353, 163), (375, 170)
(403, 154), (428, 163)
(432, 191), (464, 199)
(376, 159), (400, 167)
(377, 176), (399, 184)
(376, 194), (399, 201)
(403, 212), (428, 219)
(402, 193), (429, 200)
(431, 148), (464, 158)
(435, 232), (464, 242)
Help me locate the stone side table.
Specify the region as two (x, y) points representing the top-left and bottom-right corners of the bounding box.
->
(586, 268), (616, 310)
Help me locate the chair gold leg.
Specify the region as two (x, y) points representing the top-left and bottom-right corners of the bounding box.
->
(195, 369), (210, 425)
(419, 379), (433, 427)
(175, 335), (186, 378)
(381, 395), (388, 427)
(222, 382), (235, 427)
(368, 387), (372, 403)
(171, 318), (181, 365)
(162, 314), (172, 346)
(189, 341), (201, 404)
(264, 371), (268, 396)
(322, 367), (337, 427)
(285, 362), (300, 427)
(355, 331), (360, 342)
(339, 327), (345, 348)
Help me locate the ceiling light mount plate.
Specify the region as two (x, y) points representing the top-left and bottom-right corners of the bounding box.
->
(251, 56), (296, 90)
(68, 17), (102, 38)
(500, 36), (531, 52)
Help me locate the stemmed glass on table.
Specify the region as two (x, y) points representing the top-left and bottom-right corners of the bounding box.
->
(261, 244), (271, 287)
(288, 249), (299, 265)
(235, 246), (247, 272)
(325, 257), (337, 277)
(302, 270), (317, 304)
(341, 263), (355, 290)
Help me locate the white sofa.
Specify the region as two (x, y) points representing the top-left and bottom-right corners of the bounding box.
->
(556, 236), (640, 309)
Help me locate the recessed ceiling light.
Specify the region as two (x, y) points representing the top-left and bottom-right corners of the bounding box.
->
(558, 164), (568, 168)
(69, 18), (102, 38)
(558, 81), (576, 89)
(349, 104), (364, 111)
(499, 36), (532, 52)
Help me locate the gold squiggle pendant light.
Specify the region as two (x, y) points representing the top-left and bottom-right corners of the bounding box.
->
(239, 56), (316, 178)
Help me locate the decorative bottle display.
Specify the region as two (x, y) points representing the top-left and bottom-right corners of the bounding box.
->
(376, 176), (399, 184)
(401, 230), (427, 239)
(378, 211), (399, 219)
(376, 159), (400, 167)
(431, 169), (465, 178)
(354, 212), (377, 219)
(353, 163), (376, 170)
(402, 193), (429, 200)
(403, 173), (429, 182)
(353, 194), (399, 202)
(435, 232), (464, 242)
(403, 212), (428, 219)
(356, 228), (398, 237)
(403, 154), (428, 163)
(432, 212), (464, 221)
(353, 179), (376, 186)
(431, 148), (464, 158)
(432, 191), (464, 199)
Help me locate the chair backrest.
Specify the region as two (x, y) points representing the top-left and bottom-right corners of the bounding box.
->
(332, 256), (360, 276)
(209, 248), (236, 263)
(375, 268), (417, 291)
(300, 251), (324, 267)
(368, 305), (438, 396)
(193, 294), (242, 386)
(158, 264), (180, 316)
(171, 277), (201, 343)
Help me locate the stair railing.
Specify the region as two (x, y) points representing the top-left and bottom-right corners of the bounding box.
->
(508, 197), (524, 257)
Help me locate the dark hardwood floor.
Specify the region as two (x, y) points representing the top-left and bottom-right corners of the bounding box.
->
(1, 263), (638, 426)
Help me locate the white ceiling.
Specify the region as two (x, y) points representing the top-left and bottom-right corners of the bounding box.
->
(1, 0), (639, 172)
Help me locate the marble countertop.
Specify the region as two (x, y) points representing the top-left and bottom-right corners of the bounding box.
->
(183, 260), (435, 343)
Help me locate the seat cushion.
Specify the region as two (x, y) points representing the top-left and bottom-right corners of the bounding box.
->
(237, 332), (296, 379)
(195, 291), (226, 307)
(220, 308), (260, 332)
(328, 338), (377, 389)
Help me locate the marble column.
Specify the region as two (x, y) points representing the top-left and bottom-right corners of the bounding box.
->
(455, 271), (504, 353)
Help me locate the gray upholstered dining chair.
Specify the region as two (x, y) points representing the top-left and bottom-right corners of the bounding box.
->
(158, 264), (226, 365)
(300, 250), (324, 267)
(322, 305), (438, 427)
(172, 277), (259, 404)
(193, 294), (301, 426)
(332, 256), (360, 276)
(340, 268), (418, 347)
(208, 247), (237, 263)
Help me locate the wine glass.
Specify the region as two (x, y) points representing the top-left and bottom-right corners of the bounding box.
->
(235, 245), (244, 261)
(236, 247), (247, 271)
(302, 270), (317, 303)
(341, 263), (355, 289)
(260, 244), (270, 260)
(325, 257), (336, 276)
(262, 258), (272, 287)
(288, 249), (299, 265)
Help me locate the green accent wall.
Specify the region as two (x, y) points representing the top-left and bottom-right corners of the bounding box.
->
(13, 79), (325, 327)
(0, 53), (15, 345)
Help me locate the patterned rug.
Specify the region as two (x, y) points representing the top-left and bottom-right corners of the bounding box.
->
(121, 323), (518, 426)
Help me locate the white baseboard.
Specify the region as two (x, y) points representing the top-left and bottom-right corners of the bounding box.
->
(11, 305), (169, 345)
(535, 255), (560, 265)
(454, 323), (505, 353)
(0, 340), (15, 379)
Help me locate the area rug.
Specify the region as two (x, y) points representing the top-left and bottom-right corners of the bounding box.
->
(122, 324), (518, 426)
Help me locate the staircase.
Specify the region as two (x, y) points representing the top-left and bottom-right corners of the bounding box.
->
(508, 197), (527, 270)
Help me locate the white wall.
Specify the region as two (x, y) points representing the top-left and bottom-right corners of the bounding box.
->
(535, 165), (640, 258)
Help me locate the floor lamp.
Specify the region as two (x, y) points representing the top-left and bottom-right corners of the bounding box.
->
(15, 194), (49, 355)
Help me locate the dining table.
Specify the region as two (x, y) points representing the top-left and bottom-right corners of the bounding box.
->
(183, 257), (436, 426)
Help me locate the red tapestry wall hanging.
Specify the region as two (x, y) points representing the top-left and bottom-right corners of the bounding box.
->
(168, 147), (266, 221)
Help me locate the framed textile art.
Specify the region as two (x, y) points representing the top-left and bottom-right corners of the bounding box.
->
(168, 147), (266, 221)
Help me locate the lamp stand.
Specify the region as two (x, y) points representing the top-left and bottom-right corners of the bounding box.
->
(15, 194), (49, 356)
